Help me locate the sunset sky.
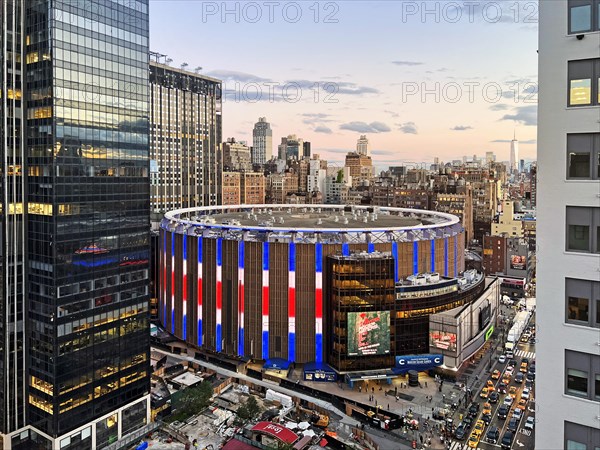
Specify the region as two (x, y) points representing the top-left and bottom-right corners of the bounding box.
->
(150, 0), (538, 168)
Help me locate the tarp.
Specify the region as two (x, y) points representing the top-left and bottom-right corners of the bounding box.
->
(263, 358), (291, 371)
(251, 422), (298, 444)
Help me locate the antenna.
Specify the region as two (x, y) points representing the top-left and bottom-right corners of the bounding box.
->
(180, 62), (189, 70)
(194, 66), (203, 74)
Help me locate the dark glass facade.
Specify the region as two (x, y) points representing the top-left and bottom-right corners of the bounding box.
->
(0, 0), (27, 434)
(1, 0), (151, 445)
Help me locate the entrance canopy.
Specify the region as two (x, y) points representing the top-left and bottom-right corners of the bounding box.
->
(263, 358), (291, 371)
(303, 362), (337, 381)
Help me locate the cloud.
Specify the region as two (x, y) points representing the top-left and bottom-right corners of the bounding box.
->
(391, 61), (424, 66)
(500, 105), (537, 126)
(384, 109), (400, 118)
(204, 69), (271, 84)
(340, 121), (391, 133)
(313, 126), (333, 134)
(302, 113), (334, 125)
(398, 122), (418, 134)
(491, 138), (537, 144)
(451, 125), (473, 131)
(489, 104), (511, 111)
(371, 149), (397, 156)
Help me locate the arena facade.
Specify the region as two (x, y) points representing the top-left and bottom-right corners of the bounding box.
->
(158, 204), (468, 371)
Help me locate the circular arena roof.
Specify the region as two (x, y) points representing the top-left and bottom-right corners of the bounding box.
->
(161, 205), (463, 245)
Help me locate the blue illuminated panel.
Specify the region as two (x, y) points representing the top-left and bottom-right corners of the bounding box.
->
(342, 243), (350, 256)
(431, 239), (435, 273)
(368, 242), (375, 253)
(197, 237), (203, 347)
(413, 241), (419, 275)
(392, 241), (399, 283)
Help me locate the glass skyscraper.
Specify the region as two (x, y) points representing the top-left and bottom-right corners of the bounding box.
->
(2, 1), (151, 449)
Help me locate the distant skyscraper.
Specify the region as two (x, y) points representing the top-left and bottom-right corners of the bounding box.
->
(252, 117), (273, 165)
(150, 62), (222, 217)
(485, 151), (496, 164)
(303, 141), (311, 158)
(1, 1), (151, 448)
(356, 135), (369, 156)
(510, 132), (519, 173)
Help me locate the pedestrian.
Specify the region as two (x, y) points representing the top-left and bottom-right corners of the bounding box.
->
(396, 395), (399, 402)
(395, 386), (398, 395)
(384, 390), (387, 397)
(359, 386), (362, 393)
(425, 381), (428, 388)
(439, 385), (442, 392)
(372, 387), (375, 394)
(388, 403), (390, 410)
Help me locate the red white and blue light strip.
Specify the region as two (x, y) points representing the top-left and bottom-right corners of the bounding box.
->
(171, 233), (175, 333)
(197, 237), (203, 346)
(238, 240), (245, 357)
(315, 242), (323, 363)
(288, 242), (296, 362)
(216, 238), (223, 352)
(182, 234), (188, 340)
(262, 242), (269, 360)
(162, 232), (167, 325)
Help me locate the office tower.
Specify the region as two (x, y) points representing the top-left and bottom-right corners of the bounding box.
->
(519, 159), (525, 173)
(356, 135), (369, 155)
(222, 138), (252, 172)
(537, 2), (600, 449)
(485, 151), (496, 164)
(1, 1), (152, 449)
(252, 117), (272, 165)
(303, 141), (311, 158)
(510, 132), (519, 174)
(344, 151), (374, 187)
(150, 61), (222, 219)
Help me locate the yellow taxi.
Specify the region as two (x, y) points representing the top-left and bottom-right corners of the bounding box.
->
(482, 402), (492, 416)
(502, 374), (511, 385)
(473, 419), (485, 437)
(508, 386), (518, 398)
(479, 387), (489, 399)
(468, 432), (481, 448)
(486, 380), (496, 391)
(491, 369), (501, 379)
(517, 398), (527, 410)
(520, 361), (529, 373)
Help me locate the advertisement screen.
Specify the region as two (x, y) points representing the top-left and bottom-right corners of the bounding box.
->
(510, 255), (526, 270)
(429, 330), (457, 352)
(479, 304), (491, 330)
(347, 311), (390, 356)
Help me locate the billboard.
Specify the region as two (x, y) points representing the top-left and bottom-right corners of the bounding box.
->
(479, 304), (491, 330)
(429, 330), (457, 352)
(510, 255), (526, 270)
(347, 311), (390, 356)
(395, 354), (444, 370)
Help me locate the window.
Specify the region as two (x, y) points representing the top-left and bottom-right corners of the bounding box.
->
(567, 134), (600, 179)
(567, 368), (589, 396)
(566, 278), (600, 327)
(568, 0), (600, 33)
(568, 59), (600, 106)
(566, 207), (600, 253)
(565, 350), (600, 401)
(565, 421), (600, 450)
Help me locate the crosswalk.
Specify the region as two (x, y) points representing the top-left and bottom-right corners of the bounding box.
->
(515, 349), (535, 359)
(447, 441), (498, 450)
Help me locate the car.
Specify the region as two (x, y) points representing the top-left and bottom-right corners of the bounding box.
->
(512, 408), (523, 421)
(498, 355), (507, 364)
(508, 386), (518, 398)
(506, 350), (514, 359)
(454, 424), (467, 440)
(503, 395), (514, 406)
(481, 413), (492, 425)
(521, 388), (531, 400)
(505, 366), (515, 376)
(507, 418), (519, 433)
(529, 364), (536, 374)
(517, 398), (528, 410)
(525, 379), (535, 390)
(501, 430), (515, 449)
(468, 432), (480, 448)
(491, 369), (501, 379)
(486, 426), (500, 444)
(489, 391), (500, 403)
(522, 357), (530, 364)
(526, 371), (535, 382)
(486, 380), (496, 391)
(520, 334), (530, 342)
(479, 387), (489, 398)
(524, 416), (535, 430)
(514, 372), (525, 384)
(482, 402), (492, 416)
(502, 374), (511, 385)
(497, 382), (507, 394)
(468, 403), (480, 417)
(497, 404), (509, 419)
(529, 337), (537, 344)
(473, 419), (485, 437)
(520, 362), (529, 373)
(508, 359), (517, 367)
(463, 416), (474, 430)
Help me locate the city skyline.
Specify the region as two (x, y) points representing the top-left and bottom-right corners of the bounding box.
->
(150, 1), (539, 166)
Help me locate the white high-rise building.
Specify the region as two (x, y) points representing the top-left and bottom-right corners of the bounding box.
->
(537, 2), (600, 449)
(356, 135), (369, 156)
(510, 132), (519, 174)
(252, 117), (273, 165)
